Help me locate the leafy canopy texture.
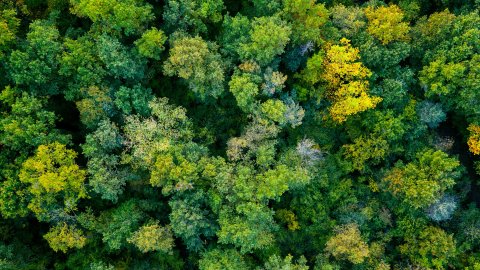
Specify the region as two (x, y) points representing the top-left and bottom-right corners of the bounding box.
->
(1, 1), (480, 269)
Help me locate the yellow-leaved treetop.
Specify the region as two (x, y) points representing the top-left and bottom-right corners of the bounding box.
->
(325, 223), (370, 264)
(467, 124), (480, 155)
(364, 5), (410, 45)
(322, 38), (381, 122)
(19, 142), (87, 221)
(43, 223), (86, 253)
(127, 222), (175, 253)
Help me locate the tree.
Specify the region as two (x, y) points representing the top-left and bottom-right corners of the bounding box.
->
(123, 97), (192, 164)
(44, 223), (86, 253)
(322, 38), (381, 122)
(75, 86), (114, 129)
(328, 81), (382, 123)
(261, 254), (309, 270)
(134, 28), (167, 60)
(19, 142), (87, 221)
(282, 0), (329, 45)
(417, 12), (480, 118)
(169, 191), (217, 252)
(399, 226), (456, 269)
(59, 35), (106, 100)
(239, 16), (292, 66)
(82, 120), (131, 202)
(0, 88), (70, 152)
(93, 200), (144, 250)
(127, 222), (174, 253)
(8, 20), (62, 95)
(419, 56), (466, 97)
(228, 71), (260, 112)
(220, 14), (251, 61)
(97, 34), (146, 80)
(261, 99), (287, 125)
(325, 223), (370, 264)
(164, 36), (225, 100)
(383, 149), (460, 209)
(343, 135), (388, 171)
(417, 101), (446, 129)
(198, 248), (249, 270)
(163, 0), (224, 34)
(217, 202), (277, 253)
(0, 9), (20, 58)
(364, 5), (410, 45)
(426, 194), (458, 222)
(331, 5), (366, 39)
(69, 0), (154, 35)
(114, 84), (153, 116)
(468, 124), (480, 155)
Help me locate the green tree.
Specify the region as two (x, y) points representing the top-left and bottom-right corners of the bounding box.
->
(239, 16), (292, 66)
(97, 34), (146, 80)
(93, 200), (144, 250)
(134, 27), (167, 60)
(59, 35), (106, 100)
(114, 84), (153, 116)
(261, 254), (309, 270)
(164, 36), (225, 100)
(0, 88), (70, 152)
(70, 0), (154, 35)
(383, 149), (461, 209)
(399, 226), (456, 269)
(0, 9), (20, 58)
(229, 71), (260, 112)
(169, 191), (217, 252)
(282, 0), (329, 45)
(82, 120), (131, 202)
(163, 0), (224, 34)
(199, 248), (249, 270)
(127, 222), (175, 253)
(8, 20), (62, 95)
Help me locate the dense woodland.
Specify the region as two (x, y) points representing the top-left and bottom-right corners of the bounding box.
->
(0, 0), (479, 269)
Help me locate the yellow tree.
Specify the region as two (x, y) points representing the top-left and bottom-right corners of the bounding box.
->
(43, 223), (86, 253)
(325, 223), (370, 264)
(322, 38), (381, 123)
(19, 142), (87, 221)
(467, 124), (480, 155)
(364, 5), (410, 45)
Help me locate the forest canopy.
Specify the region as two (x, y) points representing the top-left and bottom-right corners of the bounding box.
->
(0, 0), (479, 269)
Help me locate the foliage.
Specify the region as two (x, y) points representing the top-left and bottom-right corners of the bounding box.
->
(199, 248), (249, 270)
(0, 1), (479, 268)
(383, 149), (460, 209)
(261, 254), (309, 270)
(322, 38), (381, 122)
(19, 142), (87, 221)
(135, 28), (167, 60)
(364, 5), (410, 45)
(163, 0), (224, 34)
(399, 226), (456, 269)
(239, 16), (292, 66)
(426, 194), (458, 222)
(8, 20), (62, 95)
(127, 222), (175, 253)
(44, 223), (86, 253)
(164, 36), (225, 100)
(70, 0), (154, 35)
(325, 223), (370, 264)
